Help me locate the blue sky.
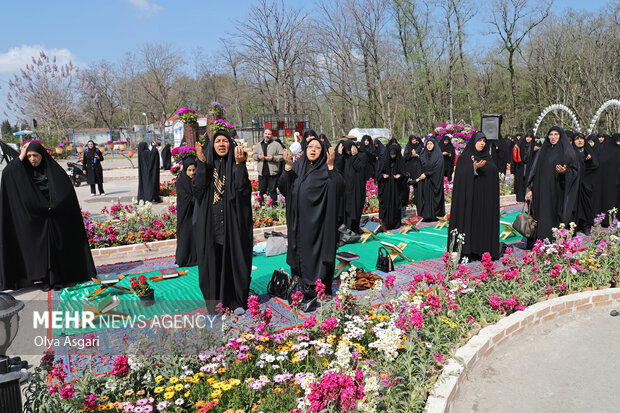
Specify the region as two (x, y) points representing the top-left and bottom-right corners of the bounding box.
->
(0, 0), (611, 122)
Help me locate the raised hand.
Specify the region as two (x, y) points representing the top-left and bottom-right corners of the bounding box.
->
(195, 142), (206, 163)
(327, 147), (336, 170)
(351, 145), (358, 155)
(283, 149), (293, 167)
(235, 146), (247, 164)
(19, 143), (28, 161)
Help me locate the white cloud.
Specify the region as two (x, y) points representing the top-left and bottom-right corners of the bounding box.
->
(0, 45), (77, 74)
(127, 0), (162, 16)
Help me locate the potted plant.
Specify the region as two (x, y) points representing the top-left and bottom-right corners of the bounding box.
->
(177, 107), (199, 147)
(98, 144), (106, 152)
(118, 140), (127, 151)
(55, 143), (64, 155)
(128, 148), (136, 157)
(107, 140), (114, 150)
(209, 119), (234, 133)
(76, 143), (84, 154)
(130, 275), (154, 306)
(207, 102), (226, 119)
(64, 140), (73, 152)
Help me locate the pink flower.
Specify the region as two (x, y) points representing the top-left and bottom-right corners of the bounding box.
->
(84, 394), (98, 410)
(59, 383), (75, 400)
(385, 274), (396, 289)
(291, 291), (303, 308)
(320, 317), (339, 334)
(303, 316), (317, 329)
(315, 279), (326, 300)
(433, 353), (443, 362)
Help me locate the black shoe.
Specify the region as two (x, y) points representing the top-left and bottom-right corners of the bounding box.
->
(271, 231), (287, 238)
(264, 231), (272, 239)
(40, 283), (51, 292)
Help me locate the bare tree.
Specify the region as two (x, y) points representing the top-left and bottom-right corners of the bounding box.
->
(6, 51), (88, 132)
(490, 0), (553, 126)
(82, 61), (121, 129)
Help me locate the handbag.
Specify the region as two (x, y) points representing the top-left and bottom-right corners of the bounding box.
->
(286, 275), (320, 312)
(267, 268), (290, 299)
(512, 202), (537, 238)
(376, 247), (394, 272)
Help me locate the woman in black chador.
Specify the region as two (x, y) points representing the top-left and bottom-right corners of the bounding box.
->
(161, 144), (172, 170)
(376, 141), (408, 230)
(0, 142), (96, 291)
(439, 136), (456, 179)
(137, 142), (161, 202)
(514, 132), (535, 202)
(175, 157), (198, 267)
(404, 135), (423, 201)
(373, 138), (386, 161)
(591, 133), (619, 225)
(337, 140), (370, 232)
(415, 137), (445, 222)
(194, 131), (252, 313)
(278, 138), (343, 301)
(82, 140), (105, 196)
(448, 132), (500, 260)
(526, 126), (579, 246)
(359, 135), (376, 182)
(572, 133), (599, 234)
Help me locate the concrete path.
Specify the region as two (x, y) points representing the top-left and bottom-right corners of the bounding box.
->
(451, 305), (620, 413)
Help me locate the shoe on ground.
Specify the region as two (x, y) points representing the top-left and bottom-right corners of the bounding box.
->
(233, 307), (246, 316)
(90, 193), (96, 197)
(100, 192), (106, 196)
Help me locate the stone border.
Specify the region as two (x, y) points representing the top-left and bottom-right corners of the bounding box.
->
(424, 288), (620, 413)
(91, 194), (517, 266)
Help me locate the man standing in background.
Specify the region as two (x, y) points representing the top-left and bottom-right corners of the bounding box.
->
(253, 128), (283, 204)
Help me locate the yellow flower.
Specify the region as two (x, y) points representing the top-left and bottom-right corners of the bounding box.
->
(123, 389), (134, 396)
(218, 367), (227, 374)
(164, 391), (175, 400)
(154, 387), (164, 394)
(169, 377), (179, 384)
(255, 345), (264, 352)
(211, 389), (223, 399)
(100, 396), (109, 402)
(274, 387), (283, 393)
(207, 378), (216, 385)
(229, 378), (241, 386)
(174, 383), (184, 391)
(259, 335), (270, 342)
(155, 375), (163, 383)
(222, 383), (233, 391)
(185, 391), (191, 398)
(165, 386), (174, 392)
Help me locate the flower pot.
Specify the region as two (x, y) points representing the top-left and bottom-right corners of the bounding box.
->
(107, 142), (114, 150)
(138, 289), (155, 307)
(65, 144), (73, 152)
(76, 146), (84, 154)
(183, 122), (199, 147)
(98, 145), (106, 152)
(128, 150), (135, 158)
(55, 147), (63, 155)
(119, 143), (126, 151)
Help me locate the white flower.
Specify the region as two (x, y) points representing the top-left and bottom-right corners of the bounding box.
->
(175, 398), (184, 406)
(328, 341), (352, 371)
(368, 320), (404, 362)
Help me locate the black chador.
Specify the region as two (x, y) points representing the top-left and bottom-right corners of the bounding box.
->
(278, 138), (344, 292)
(175, 158), (198, 267)
(376, 142), (408, 230)
(416, 137), (445, 222)
(438, 136), (456, 179)
(404, 135), (423, 202)
(194, 131), (252, 311)
(527, 126), (579, 245)
(137, 142), (161, 202)
(591, 133), (619, 224)
(359, 135), (376, 182)
(448, 132), (500, 260)
(0, 142), (96, 290)
(161, 144), (172, 170)
(572, 135), (599, 233)
(339, 140), (369, 232)
(82, 141), (105, 194)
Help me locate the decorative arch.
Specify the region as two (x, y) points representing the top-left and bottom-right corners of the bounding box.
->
(533, 104), (581, 136)
(588, 99), (620, 134)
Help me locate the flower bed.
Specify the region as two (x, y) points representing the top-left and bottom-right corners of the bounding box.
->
(84, 201), (177, 249)
(28, 213), (619, 412)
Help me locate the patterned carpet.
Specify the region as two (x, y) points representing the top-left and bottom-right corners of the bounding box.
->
(50, 203), (526, 377)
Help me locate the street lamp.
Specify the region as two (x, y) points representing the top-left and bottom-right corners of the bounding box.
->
(142, 112), (150, 145)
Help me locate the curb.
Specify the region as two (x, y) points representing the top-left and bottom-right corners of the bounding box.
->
(424, 288), (620, 413)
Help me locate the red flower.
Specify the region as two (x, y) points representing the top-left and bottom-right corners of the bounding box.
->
(138, 275), (147, 283)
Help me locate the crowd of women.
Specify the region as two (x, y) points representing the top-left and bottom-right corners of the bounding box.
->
(0, 126), (618, 314)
